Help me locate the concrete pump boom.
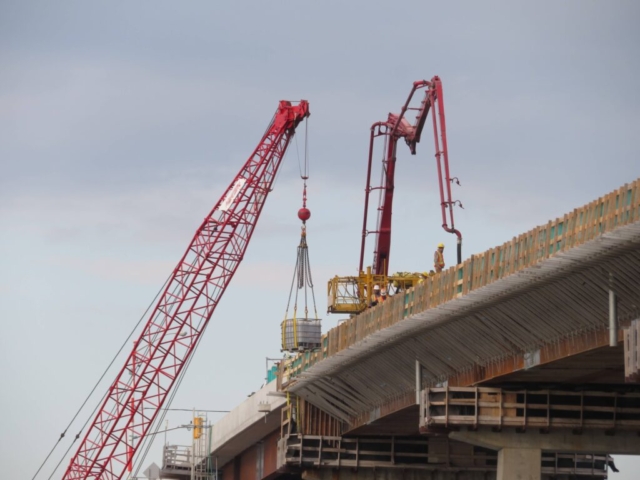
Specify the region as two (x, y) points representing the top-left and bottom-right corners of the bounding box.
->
(359, 77), (462, 277)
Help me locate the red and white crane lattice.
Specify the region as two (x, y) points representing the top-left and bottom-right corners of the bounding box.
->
(63, 100), (310, 480)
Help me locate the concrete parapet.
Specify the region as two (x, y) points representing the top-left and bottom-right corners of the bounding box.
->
(210, 381), (286, 468)
(497, 448), (541, 480)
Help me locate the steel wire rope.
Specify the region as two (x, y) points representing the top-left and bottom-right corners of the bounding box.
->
(295, 126), (302, 178)
(272, 119), (302, 194)
(132, 341), (198, 477)
(284, 121), (318, 325)
(131, 128), (289, 474)
(302, 118), (316, 317)
(43, 195), (220, 478)
(284, 242), (301, 320)
(301, 237), (308, 316)
(275, 106), (302, 185)
(131, 264), (222, 473)
(130, 420), (207, 474)
(115, 134), (280, 474)
(279, 117), (309, 322)
(130, 261), (230, 474)
(302, 119), (318, 319)
(152, 408), (230, 413)
(132, 307), (218, 477)
(42, 109), (286, 479)
(90, 202), (228, 477)
(264, 113), (276, 136)
(296, 116), (310, 180)
(303, 239), (319, 319)
(270, 136), (292, 193)
(31, 271), (173, 480)
(305, 117), (310, 179)
(129, 260), (216, 477)
(55, 204), (229, 477)
(134, 123), (299, 475)
(297, 234), (309, 316)
(44, 267), (197, 480)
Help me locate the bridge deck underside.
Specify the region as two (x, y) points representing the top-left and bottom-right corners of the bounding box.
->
(484, 343), (625, 385)
(288, 222), (640, 431)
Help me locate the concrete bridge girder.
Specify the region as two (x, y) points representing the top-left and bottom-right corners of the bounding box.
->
(287, 223), (640, 433)
(204, 186), (640, 480)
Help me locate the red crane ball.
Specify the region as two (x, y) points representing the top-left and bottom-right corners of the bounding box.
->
(298, 207), (311, 221)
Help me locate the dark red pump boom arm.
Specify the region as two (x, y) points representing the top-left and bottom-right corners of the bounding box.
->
(359, 77), (462, 276)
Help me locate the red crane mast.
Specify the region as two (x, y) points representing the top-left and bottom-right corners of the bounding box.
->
(359, 77), (462, 277)
(63, 100), (310, 479)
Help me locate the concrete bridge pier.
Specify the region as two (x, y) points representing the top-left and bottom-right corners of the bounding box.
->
(497, 447), (541, 480)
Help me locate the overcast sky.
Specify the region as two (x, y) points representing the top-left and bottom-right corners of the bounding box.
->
(1, 1), (639, 478)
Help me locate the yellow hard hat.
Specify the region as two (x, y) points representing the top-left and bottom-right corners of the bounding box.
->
(438, 243), (445, 248)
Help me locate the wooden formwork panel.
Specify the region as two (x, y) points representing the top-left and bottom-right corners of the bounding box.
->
(281, 396), (345, 438)
(282, 179), (640, 383)
(421, 386), (640, 432)
(280, 434), (497, 470)
(279, 433), (611, 476)
(299, 398), (345, 437)
(624, 319), (640, 382)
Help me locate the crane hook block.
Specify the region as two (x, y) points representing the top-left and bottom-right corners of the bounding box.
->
(298, 207), (311, 222)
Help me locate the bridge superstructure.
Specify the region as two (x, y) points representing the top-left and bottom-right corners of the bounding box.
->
(286, 179), (640, 421)
(165, 179), (640, 480)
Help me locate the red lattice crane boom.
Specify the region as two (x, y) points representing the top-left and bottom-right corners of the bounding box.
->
(359, 77), (462, 277)
(63, 100), (310, 479)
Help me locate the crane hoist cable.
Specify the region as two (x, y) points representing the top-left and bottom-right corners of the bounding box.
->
(282, 123), (319, 351)
(32, 271), (175, 480)
(43, 256), (207, 479)
(286, 207), (318, 321)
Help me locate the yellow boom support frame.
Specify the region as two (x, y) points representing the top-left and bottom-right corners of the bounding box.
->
(327, 267), (429, 314)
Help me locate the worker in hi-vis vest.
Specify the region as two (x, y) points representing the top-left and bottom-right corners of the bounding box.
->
(434, 243), (445, 273)
(370, 284), (381, 306)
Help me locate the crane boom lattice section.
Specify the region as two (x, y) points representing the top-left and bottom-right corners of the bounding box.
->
(64, 100), (310, 480)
